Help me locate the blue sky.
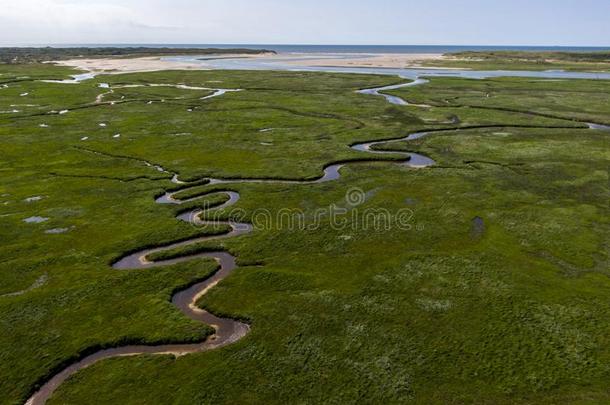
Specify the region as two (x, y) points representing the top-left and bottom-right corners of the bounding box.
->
(1, 0), (608, 46)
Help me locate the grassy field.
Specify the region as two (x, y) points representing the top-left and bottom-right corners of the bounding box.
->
(427, 51), (610, 72)
(385, 76), (610, 125)
(0, 63), (609, 404)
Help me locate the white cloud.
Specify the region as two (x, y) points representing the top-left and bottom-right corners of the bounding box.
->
(0, 0), (178, 44)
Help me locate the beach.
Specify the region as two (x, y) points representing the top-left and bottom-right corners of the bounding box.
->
(54, 53), (448, 73)
(54, 56), (207, 74)
(285, 53), (446, 68)
(53, 53), (274, 74)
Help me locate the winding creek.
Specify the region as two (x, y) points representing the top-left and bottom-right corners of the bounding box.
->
(356, 78), (429, 106)
(24, 66), (610, 404)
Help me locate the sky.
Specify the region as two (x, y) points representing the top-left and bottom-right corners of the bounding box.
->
(0, 0), (608, 46)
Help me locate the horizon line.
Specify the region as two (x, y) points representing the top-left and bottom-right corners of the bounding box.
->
(5, 43), (610, 49)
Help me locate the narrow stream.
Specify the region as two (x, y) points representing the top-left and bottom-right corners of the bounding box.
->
(588, 123), (610, 131)
(357, 78), (429, 106)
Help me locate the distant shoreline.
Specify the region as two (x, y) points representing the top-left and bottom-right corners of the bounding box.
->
(19, 44), (610, 54)
(0, 47), (274, 64)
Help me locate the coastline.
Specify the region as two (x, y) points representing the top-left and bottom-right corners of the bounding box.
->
(54, 53), (450, 73)
(51, 52), (610, 78)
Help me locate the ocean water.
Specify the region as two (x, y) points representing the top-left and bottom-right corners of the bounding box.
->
(62, 44), (610, 54)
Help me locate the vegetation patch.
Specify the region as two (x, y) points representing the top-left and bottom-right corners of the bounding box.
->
(0, 47), (275, 64)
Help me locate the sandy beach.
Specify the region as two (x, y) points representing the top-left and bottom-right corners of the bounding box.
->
(285, 53), (446, 68)
(53, 54), (273, 74)
(54, 56), (206, 74)
(54, 53), (450, 74)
